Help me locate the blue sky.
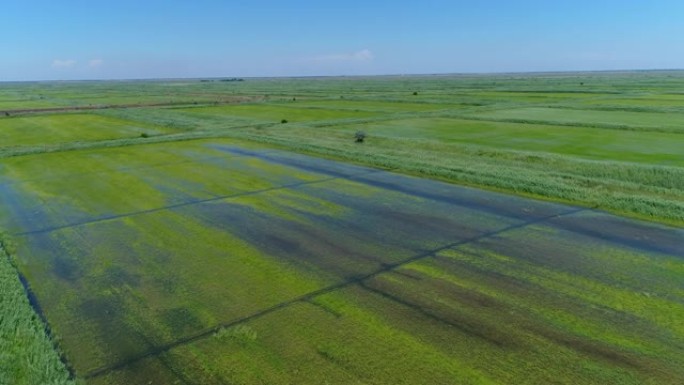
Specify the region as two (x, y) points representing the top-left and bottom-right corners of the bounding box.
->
(2, 1), (683, 80)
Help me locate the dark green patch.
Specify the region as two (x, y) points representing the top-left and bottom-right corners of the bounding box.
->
(161, 307), (204, 335)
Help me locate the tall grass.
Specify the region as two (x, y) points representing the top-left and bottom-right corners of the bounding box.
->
(0, 233), (74, 385)
(221, 125), (684, 226)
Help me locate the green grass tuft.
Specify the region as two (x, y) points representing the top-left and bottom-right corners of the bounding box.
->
(0, 233), (75, 385)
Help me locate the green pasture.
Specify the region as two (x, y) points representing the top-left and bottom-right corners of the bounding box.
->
(573, 95), (684, 113)
(0, 81), (250, 110)
(348, 117), (684, 166)
(210, 122), (684, 225)
(286, 99), (450, 112)
(466, 107), (684, 132)
(578, 93), (684, 106)
(0, 99), (61, 110)
(463, 91), (608, 105)
(0, 113), (177, 149)
(177, 103), (382, 123)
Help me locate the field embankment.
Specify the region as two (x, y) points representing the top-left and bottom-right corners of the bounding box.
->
(0, 233), (74, 385)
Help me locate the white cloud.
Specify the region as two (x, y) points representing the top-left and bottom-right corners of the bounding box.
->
(88, 59), (104, 68)
(52, 59), (77, 68)
(309, 49), (374, 63)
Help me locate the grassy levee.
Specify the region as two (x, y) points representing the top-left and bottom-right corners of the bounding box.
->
(211, 125), (684, 226)
(0, 233), (75, 385)
(462, 107), (684, 134)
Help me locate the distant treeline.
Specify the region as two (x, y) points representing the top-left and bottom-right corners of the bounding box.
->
(200, 78), (245, 82)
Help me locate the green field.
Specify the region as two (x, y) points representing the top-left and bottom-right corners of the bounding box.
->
(0, 114), (180, 149)
(339, 117), (684, 165)
(0, 72), (683, 384)
(178, 103), (383, 123)
(466, 106), (684, 133)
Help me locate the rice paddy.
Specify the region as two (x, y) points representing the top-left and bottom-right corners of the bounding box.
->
(1, 72), (683, 384)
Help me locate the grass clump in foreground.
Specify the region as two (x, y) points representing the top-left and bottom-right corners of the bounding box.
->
(0, 233), (74, 385)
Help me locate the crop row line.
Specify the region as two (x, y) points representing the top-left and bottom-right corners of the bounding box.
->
(14, 168), (386, 237)
(84, 205), (589, 380)
(0, 149), (283, 188)
(0, 123), (278, 159)
(18, 145), (670, 256)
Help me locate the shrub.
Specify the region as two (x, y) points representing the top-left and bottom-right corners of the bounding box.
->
(281, 119), (288, 124)
(355, 131), (366, 143)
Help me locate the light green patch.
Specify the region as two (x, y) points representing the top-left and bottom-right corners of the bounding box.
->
(0, 99), (61, 109)
(466, 107), (684, 132)
(214, 325), (258, 345)
(164, 299), (495, 385)
(16, 207), (325, 374)
(347, 117), (684, 166)
(292, 99), (450, 112)
(0, 113), (178, 148)
(178, 103), (381, 123)
(230, 187), (348, 224)
(441, 240), (684, 340)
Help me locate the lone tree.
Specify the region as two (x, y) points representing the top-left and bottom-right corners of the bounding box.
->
(354, 131), (366, 143)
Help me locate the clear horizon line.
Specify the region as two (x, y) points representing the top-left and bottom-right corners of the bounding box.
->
(2, 68), (683, 84)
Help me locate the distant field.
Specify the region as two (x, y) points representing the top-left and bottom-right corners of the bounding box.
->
(177, 103), (382, 123)
(0, 100), (61, 110)
(466, 106), (684, 132)
(0, 72), (683, 384)
(578, 94), (684, 108)
(0, 114), (176, 148)
(345, 117), (684, 165)
(293, 99), (451, 112)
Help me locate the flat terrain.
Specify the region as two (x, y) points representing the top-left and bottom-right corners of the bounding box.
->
(0, 114), (180, 148)
(1, 139), (683, 384)
(0, 72), (683, 384)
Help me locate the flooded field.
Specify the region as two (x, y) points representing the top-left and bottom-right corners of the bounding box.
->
(1, 139), (682, 384)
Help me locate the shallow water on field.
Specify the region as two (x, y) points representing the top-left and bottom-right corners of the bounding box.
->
(1, 139), (683, 385)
